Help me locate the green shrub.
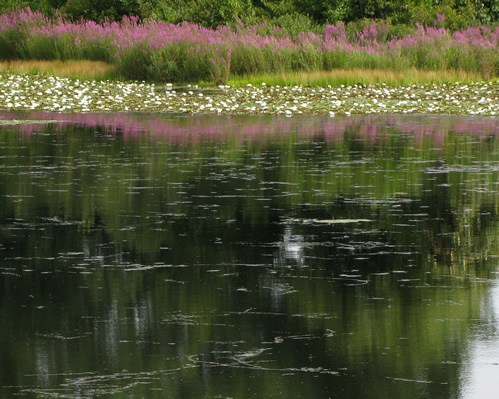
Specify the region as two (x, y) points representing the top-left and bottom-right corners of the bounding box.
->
(323, 50), (350, 70)
(0, 28), (26, 60)
(21, 34), (57, 59)
(149, 47), (182, 82)
(77, 40), (113, 62)
(291, 45), (322, 71)
(148, 43), (219, 83)
(270, 13), (318, 40)
(386, 23), (415, 40)
(230, 45), (265, 76)
(116, 44), (153, 81)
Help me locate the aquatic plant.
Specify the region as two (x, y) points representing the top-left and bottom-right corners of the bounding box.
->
(0, 73), (497, 117)
(0, 8), (497, 83)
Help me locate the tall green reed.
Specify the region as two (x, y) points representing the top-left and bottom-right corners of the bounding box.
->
(1, 8), (497, 83)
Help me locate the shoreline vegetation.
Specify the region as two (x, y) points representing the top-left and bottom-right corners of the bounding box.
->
(0, 60), (487, 87)
(0, 8), (497, 117)
(0, 60), (118, 81)
(0, 9), (497, 85)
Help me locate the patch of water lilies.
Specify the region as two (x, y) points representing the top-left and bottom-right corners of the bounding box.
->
(0, 73), (497, 117)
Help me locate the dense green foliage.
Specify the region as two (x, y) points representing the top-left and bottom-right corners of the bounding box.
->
(1, 0), (498, 28)
(1, 8), (497, 84)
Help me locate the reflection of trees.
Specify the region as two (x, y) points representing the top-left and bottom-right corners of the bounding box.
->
(0, 116), (497, 275)
(0, 115), (497, 397)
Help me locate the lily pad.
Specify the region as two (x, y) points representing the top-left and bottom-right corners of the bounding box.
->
(1, 74), (497, 116)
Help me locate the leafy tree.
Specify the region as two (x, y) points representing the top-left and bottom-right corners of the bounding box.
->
(180, 0), (255, 27)
(0, 0), (497, 25)
(61, 0), (142, 21)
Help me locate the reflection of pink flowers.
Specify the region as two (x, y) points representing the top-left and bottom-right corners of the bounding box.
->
(1, 111), (497, 149)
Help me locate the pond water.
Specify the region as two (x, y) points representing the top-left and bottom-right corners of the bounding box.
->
(0, 112), (498, 398)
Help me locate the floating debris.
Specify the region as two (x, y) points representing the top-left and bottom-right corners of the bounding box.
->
(287, 218), (372, 224)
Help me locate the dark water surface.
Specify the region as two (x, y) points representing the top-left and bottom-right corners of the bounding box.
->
(0, 112), (498, 398)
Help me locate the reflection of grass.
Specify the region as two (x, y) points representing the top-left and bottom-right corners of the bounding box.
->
(228, 68), (483, 88)
(0, 119), (62, 125)
(0, 60), (118, 81)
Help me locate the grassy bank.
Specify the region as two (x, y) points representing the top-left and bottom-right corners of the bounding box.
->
(0, 9), (497, 85)
(0, 60), (487, 88)
(227, 68), (485, 88)
(0, 60), (118, 81)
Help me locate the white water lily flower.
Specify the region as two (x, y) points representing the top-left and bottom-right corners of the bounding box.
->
(0, 73), (497, 116)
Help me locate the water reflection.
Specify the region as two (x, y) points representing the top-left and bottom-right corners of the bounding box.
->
(0, 112), (497, 398)
(1, 110), (497, 144)
(461, 280), (499, 399)
(275, 225), (306, 267)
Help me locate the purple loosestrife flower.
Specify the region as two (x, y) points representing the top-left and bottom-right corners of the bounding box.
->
(1, 7), (496, 77)
(435, 13), (445, 28)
